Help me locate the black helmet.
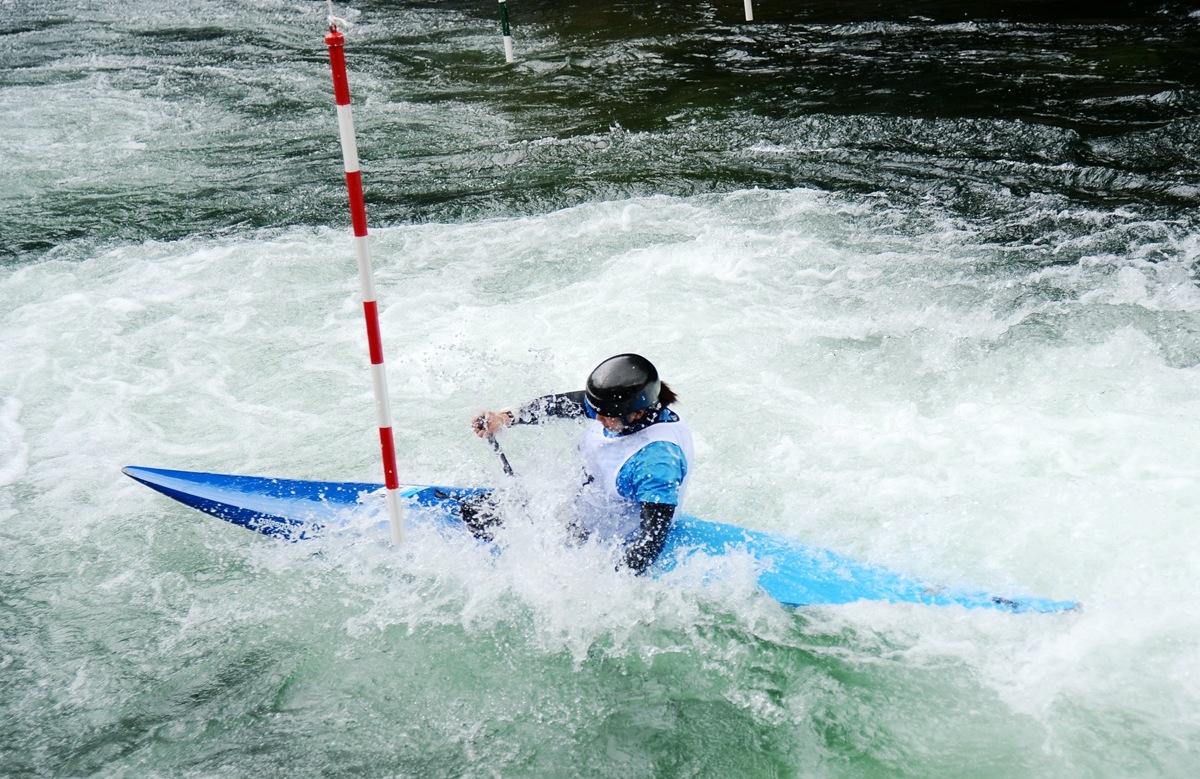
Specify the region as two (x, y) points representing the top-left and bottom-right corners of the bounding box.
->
(585, 354), (661, 417)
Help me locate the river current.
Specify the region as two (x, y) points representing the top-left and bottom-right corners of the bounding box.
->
(3, 2), (1199, 777)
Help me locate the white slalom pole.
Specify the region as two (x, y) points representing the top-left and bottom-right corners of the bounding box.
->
(744, 0), (754, 22)
(499, 0), (516, 63)
(325, 19), (405, 544)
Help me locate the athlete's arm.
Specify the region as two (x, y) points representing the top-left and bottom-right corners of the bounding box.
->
(472, 391), (586, 437)
(622, 502), (676, 574)
(512, 391), (587, 423)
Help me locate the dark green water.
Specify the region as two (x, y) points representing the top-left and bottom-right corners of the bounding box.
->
(3, 1), (1198, 258)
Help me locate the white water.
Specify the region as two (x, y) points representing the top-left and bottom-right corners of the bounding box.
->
(3, 189), (1200, 774)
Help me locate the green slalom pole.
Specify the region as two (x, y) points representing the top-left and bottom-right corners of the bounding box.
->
(498, 0), (515, 63)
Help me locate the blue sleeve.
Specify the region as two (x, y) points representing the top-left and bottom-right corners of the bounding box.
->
(615, 441), (688, 506)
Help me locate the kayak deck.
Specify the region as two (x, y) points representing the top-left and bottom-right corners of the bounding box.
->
(122, 466), (1078, 613)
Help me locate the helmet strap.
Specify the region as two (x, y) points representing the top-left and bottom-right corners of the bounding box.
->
(619, 403), (662, 435)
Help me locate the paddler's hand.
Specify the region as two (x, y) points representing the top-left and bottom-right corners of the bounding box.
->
(472, 410), (514, 438)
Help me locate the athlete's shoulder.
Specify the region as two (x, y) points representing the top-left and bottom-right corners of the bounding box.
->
(617, 440), (688, 504)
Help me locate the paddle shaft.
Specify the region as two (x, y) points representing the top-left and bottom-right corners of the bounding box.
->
(487, 435), (515, 477)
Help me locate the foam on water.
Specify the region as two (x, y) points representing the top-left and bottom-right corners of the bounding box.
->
(4, 187), (1200, 774)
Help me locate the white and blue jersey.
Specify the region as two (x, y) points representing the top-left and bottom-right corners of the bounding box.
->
(574, 408), (693, 542)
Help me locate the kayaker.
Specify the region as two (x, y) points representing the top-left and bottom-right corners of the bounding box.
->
(470, 353), (693, 574)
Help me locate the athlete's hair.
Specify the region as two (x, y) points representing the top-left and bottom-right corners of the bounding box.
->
(658, 381), (678, 407)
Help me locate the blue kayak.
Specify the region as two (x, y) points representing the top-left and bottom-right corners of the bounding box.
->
(122, 465), (1078, 614)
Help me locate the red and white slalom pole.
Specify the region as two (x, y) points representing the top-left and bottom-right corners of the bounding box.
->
(325, 20), (404, 544)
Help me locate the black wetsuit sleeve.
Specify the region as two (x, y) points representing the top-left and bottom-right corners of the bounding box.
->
(622, 502), (676, 575)
(511, 391), (587, 424)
